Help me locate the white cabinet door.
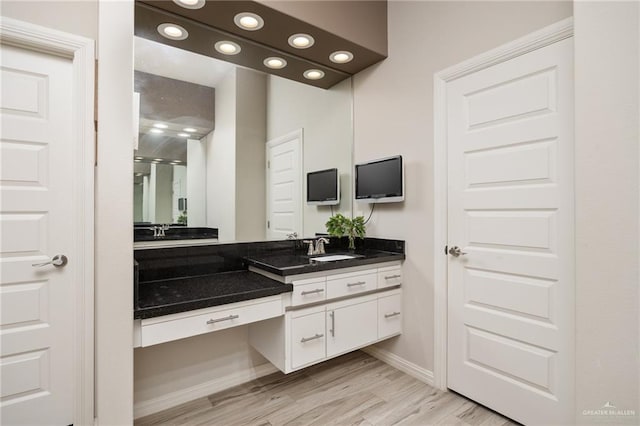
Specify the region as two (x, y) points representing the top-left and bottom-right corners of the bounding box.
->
(447, 37), (574, 425)
(326, 296), (377, 358)
(378, 291), (402, 339)
(290, 309), (326, 369)
(0, 44), (77, 426)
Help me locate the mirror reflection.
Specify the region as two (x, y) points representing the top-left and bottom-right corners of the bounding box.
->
(133, 36), (353, 245)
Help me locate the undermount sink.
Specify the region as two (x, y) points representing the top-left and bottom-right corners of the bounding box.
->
(310, 254), (357, 262)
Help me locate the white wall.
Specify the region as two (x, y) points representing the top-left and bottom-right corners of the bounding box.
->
(171, 164), (187, 223)
(148, 163), (157, 223)
(235, 68), (267, 242)
(574, 1), (640, 422)
(155, 163), (173, 223)
(206, 69), (237, 241)
(142, 175), (150, 222)
(187, 138), (207, 227)
(134, 183), (143, 222)
(95, 1), (134, 424)
(352, 0), (572, 373)
(0, 0), (98, 40)
(267, 76), (353, 238)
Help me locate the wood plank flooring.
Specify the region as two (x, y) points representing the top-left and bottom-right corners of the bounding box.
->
(135, 351), (519, 426)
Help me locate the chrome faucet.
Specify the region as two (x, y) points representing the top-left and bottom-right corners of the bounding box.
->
(315, 238), (330, 255)
(303, 238), (330, 255)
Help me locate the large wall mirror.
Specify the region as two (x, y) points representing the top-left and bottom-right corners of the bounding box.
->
(133, 36), (353, 244)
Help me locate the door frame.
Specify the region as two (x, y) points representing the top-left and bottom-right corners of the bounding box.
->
(0, 17), (96, 425)
(266, 128), (304, 238)
(431, 17), (573, 391)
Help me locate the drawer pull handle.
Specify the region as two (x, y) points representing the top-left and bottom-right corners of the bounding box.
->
(329, 311), (335, 337)
(206, 314), (239, 325)
(384, 311), (401, 318)
(384, 274), (401, 280)
(347, 281), (366, 287)
(301, 288), (324, 296)
(300, 333), (324, 343)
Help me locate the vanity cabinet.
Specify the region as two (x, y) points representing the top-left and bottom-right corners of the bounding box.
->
(249, 262), (403, 374)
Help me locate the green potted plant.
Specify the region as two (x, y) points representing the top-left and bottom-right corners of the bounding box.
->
(325, 213), (366, 250)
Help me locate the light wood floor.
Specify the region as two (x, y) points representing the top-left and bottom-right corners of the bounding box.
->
(135, 351), (519, 426)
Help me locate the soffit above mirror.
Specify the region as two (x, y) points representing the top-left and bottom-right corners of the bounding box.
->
(135, 0), (387, 89)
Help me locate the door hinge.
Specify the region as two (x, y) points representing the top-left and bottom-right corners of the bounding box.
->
(444, 245), (448, 255)
(267, 160), (270, 169)
(267, 220), (270, 229)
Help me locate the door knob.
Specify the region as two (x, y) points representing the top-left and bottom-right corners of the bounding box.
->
(32, 254), (68, 268)
(448, 246), (467, 257)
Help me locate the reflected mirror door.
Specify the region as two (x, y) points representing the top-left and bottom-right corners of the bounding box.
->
(266, 130), (303, 239)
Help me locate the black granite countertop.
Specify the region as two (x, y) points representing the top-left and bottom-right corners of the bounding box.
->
(245, 249), (405, 276)
(134, 227), (219, 242)
(134, 271), (292, 319)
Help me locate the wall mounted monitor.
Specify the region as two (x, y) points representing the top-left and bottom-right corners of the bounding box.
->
(355, 155), (404, 203)
(307, 168), (340, 205)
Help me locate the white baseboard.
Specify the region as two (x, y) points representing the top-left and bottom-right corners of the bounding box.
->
(362, 345), (435, 387)
(133, 362), (279, 419)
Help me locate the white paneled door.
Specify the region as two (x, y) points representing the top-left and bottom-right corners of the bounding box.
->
(266, 130), (303, 239)
(0, 44), (76, 424)
(446, 38), (574, 424)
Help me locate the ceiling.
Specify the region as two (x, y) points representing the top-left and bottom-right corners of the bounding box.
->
(134, 0), (386, 89)
(135, 36), (234, 87)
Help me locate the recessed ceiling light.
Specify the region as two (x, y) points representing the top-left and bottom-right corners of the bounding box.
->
(153, 158), (163, 162)
(288, 33), (314, 49)
(153, 123), (168, 129)
(303, 69), (325, 80)
(149, 128), (164, 134)
(234, 12), (264, 31)
(135, 156), (143, 160)
(157, 23), (188, 41)
(329, 50), (354, 64)
(183, 127), (197, 133)
(172, 0), (205, 9)
(134, 159), (141, 163)
(135, 173), (143, 176)
(178, 133), (190, 137)
(214, 41), (241, 55)
(263, 57), (287, 69)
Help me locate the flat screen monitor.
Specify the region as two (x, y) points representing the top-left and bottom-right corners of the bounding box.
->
(307, 168), (340, 205)
(355, 155), (404, 203)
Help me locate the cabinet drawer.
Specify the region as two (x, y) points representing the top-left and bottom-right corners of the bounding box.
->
(377, 267), (402, 289)
(326, 271), (377, 300)
(141, 298), (283, 347)
(291, 281), (326, 306)
(378, 292), (402, 339)
(290, 310), (326, 369)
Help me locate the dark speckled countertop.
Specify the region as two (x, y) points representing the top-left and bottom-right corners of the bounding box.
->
(135, 271), (291, 319)
(245, 249), (405, 276)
